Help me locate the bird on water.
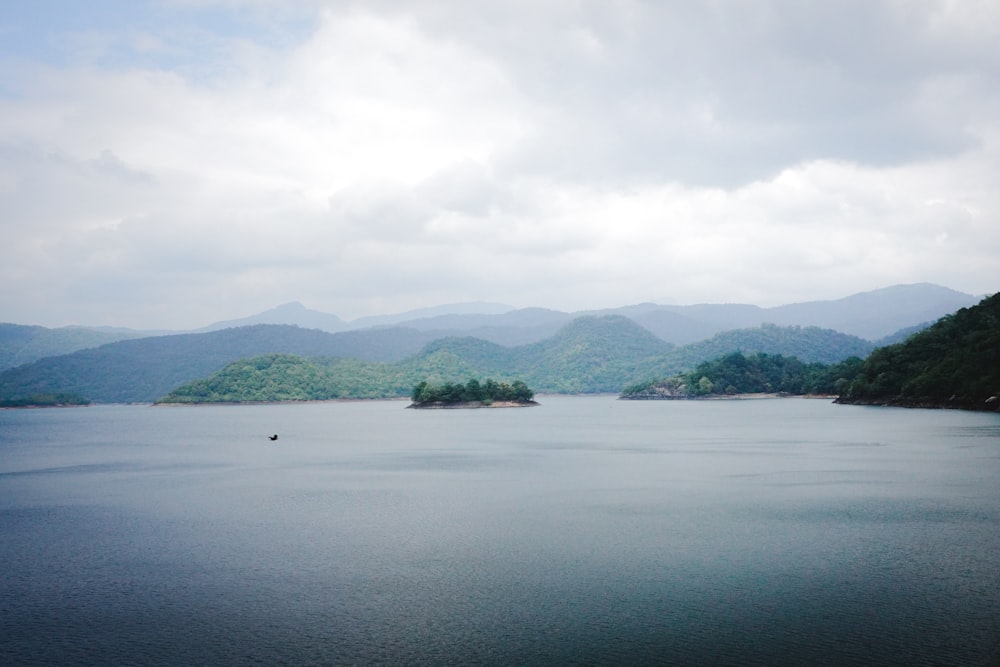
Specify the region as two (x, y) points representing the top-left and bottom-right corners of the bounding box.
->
(269, 434), (278, 441)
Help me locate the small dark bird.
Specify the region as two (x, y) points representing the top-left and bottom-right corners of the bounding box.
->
(269, 434), (279, 441)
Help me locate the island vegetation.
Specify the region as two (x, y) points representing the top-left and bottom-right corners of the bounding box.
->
(409, 378), (536, 408)
(0, 392), (90, 408)
(836, 292), (999, 411)
(620, 352), (863, 399)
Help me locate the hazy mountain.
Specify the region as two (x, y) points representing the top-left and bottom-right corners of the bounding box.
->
(2, 284), (979, 371)
(598, 283), (980, 342)
(0, 325), (444, 404)
(1, 313), (875, 404)
(658, 324), (874, 374)
(199, 301), (348, 333)
(346, 301), (513, 329)
(192, 284), (978, 342)
(759, 283), (981, 340)
(0, 283), (983, 401)
(0, 323), (142, 372)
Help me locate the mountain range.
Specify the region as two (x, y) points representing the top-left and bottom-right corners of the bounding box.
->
(0, 283), (987, 404)
(197, 283), (977, 344)
(0, 283), (981, 373)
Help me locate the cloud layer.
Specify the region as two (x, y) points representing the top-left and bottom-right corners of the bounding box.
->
(2, 0), (998, 328)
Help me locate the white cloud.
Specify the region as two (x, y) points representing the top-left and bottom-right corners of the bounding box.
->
(0, 1), (997, 328)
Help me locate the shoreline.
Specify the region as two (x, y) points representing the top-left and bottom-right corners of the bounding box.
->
(620, 393), (837, 401)
(834, 394), (1000, 412)
(407, 400), (540, 409)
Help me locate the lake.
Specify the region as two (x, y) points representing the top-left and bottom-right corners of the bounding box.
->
(2, 396), (999, 665)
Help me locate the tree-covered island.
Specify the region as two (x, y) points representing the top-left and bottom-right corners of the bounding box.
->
(409, 378), (538, 408)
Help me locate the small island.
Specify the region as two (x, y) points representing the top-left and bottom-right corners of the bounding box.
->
(408, 378), (538, 409)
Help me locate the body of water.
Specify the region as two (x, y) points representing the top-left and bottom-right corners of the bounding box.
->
(2, 396), (999, 665)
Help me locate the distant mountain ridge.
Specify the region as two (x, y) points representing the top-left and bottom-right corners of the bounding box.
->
(197, 283), (983, 344)
(0, 324), (141, 371)
(0, 325), (445, 403)
(0, 315), (877, 403)
(0, 283), (982, 373)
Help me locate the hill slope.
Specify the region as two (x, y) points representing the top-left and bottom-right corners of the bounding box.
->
(0, 325), (443, 403)
(0, 324), (142, 371)
(836, 292), (1000, 411)
(621, 352), (864, 399)
(158, 319), (872, 403)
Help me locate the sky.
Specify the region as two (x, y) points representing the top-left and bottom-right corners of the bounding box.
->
(1, 0), (998, 329)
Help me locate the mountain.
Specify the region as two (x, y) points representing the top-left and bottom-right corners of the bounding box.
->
(376, 307), (573, 346)
(1, 284), (976, 368)
(346, 301), (514, 329)
(191, 283), (979, 343)
(663, 324), (873, 370)
(511, 316), (673, 393)
(155, 319), (872, 403)
(0, 323), (142, 372)
(594, 283), (979, 342)
(199, 302), (348, 333)
(760, 283), (981, 340)
(1, 284), (985, 404)
(0, 325), (444, 404)
(836, 292), (1000, 411)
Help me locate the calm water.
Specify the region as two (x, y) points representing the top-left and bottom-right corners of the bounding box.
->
(2, 396), (999, 666)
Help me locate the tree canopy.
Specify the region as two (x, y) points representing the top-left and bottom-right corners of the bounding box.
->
(837, 292), (999, 410)
(621, 352), (864, 399)
(411, 378), (535, 405)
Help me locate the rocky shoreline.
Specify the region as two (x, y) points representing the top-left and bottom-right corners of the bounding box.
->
(834, 394), (1000, 412)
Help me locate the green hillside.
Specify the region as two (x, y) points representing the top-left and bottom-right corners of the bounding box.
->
(836, 292), (1000, 411)
(157, 352), (510, 403)
(158, 318), (872, 404)
(512, 316), (673, 392)
(667, 323), (873, 367)
(1, 307), (882, 404)
(0, 323), (142, 371)
(621, 352), (864, 399)
(0, 324), (444, 403)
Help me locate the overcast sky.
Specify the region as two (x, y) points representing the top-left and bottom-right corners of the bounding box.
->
(1, 0), (998, 329)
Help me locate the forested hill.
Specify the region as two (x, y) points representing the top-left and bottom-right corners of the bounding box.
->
(620, 352), (863, 399)
(158, 316), (672, 401)
(156, 318), (874, 403)
(3, 315), (877, 403)
(0, 323), (141, 371)
(0, 325), (444, 404)
(836, 292), (1000, 411)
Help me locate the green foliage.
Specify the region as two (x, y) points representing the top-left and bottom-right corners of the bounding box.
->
(410, 378), (534, 405)
(0, 392), (90, 407)
(620, 352), (865, 399)
(0, 324), (442, 404)
(0, 323), (141, 372)
(841, 292), (1000, 409)
(665, 323), (873, 368)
